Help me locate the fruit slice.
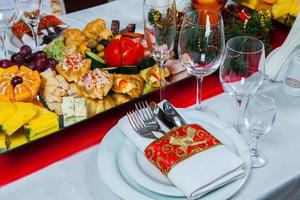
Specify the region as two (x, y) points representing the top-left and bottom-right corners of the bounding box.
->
(6, 129), (28, 149)
(0, 101), (15, 126)
(0, 131), (7, 150)
(24, 106), (59, 138)
(1, 102), (37, 135)
(28, 126), (59, 141)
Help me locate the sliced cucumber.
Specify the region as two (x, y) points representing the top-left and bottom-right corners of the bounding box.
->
(103, 67), (119, 74)
(137, 57), (156, 70)
(118, 65), (139, 74)
(85, 51), (106, 69)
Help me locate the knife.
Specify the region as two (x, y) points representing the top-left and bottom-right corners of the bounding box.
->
(149, 102), (176, 129)
(162, 100), (187, 126)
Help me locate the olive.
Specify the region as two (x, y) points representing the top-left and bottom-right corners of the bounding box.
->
(96, 44), (105, 52)
(100, 39), (109, 47)
(107, 35), (114, 42)
(96, 35), (103, 43)
(87, 39), (98, 49)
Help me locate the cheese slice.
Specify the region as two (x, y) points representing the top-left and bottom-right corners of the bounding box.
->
(61, 96), (75, 119)
(74, 98), (87, 117)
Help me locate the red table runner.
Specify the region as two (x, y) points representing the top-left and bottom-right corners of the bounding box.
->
(0, 22), (288, 187)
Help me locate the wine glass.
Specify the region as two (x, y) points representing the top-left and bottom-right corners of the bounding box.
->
(178, 9), (225, 114)
(0, 0), (17, 58)
(244, 95), (277, 168)
(143, 0), (176, 101)
(220, 36), (265, 131)
(14, 0), (42, 51)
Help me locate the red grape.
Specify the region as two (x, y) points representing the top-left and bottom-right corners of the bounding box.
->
(33, 51), (47, 60)
(24, 54), (33, 64)
(20, 45), (32, 56)
(0, 59), (13, 68)
(11, 76), (23, 87)
(35, 57), (48, 72)
(47, 58), (58, 72)
(11, 53), (25, 66)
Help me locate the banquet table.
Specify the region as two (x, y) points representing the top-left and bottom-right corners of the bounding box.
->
(1, 0), (299, 200)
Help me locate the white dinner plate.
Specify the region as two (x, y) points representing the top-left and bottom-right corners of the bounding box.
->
(117, 108), (247, 197)
(6, 16), (85, 53)
(97, 108), (251, 200)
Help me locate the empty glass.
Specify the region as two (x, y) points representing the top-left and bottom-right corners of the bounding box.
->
(15, 0), (42, 51)
(0, 0), (17, 58)
(245, 95), (277, 168)
(178, 9), (225, 114)
(220, 36), (265, 131)
(143, 0), (176, 101)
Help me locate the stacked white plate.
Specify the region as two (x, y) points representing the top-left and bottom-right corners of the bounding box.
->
(97, 108), (251, 200)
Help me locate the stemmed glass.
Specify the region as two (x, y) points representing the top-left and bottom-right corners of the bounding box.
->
(143, 0), (176, 101)
(14, 0), (42, 51)
(245, 95), (277, 168)
(220, 36), (265, 131)
(178, 10), (225, 114)
(0, 0), (17, 58)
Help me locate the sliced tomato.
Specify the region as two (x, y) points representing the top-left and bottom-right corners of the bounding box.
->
(104, 40), (122, 67)
(104, 37), (144, 67)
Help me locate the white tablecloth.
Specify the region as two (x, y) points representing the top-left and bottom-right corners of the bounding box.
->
(1, 79), (300, 200)
(1, 0), (300, 199)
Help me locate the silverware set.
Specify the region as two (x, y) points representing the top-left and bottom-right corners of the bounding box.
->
(127, 100), (186, 139)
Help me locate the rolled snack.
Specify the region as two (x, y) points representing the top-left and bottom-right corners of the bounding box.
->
(111, 20), (120, 35)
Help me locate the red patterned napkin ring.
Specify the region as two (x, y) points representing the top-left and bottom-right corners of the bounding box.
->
(144, 124), (222, 175)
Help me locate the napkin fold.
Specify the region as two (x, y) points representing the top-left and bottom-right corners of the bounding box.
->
(265, 14), (300, 81)
(118, 106), (245, 199)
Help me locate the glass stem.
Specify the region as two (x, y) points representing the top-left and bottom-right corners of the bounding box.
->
(235, 97), (243, 132)
(0, 27), (7, 58)
(195, 76), (204, 110)
(158, 60), (166, 101)
(27, 21), (40, 51)
(250, 134), (260, 157)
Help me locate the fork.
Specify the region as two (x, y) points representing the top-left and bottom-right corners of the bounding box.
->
(127, 111), (157, 139)
(135, 101), (167, 135)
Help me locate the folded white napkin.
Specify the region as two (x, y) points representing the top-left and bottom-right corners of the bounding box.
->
(265, 14), (300, 81)
(117, 106), (245, 199)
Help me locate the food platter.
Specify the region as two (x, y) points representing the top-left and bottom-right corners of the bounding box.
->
(0, 15), (191, 153)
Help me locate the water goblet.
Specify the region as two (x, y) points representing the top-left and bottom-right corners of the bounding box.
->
(178, 9), (225, 115)
(0, 0), (17, 58)
(220, 36), (265, 131)
(15, 0), (42, 51)
(245, 94), (277, 168)
(143, 0), (177, 101)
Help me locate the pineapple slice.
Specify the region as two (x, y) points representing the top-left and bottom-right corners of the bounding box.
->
(28, 126), (59, 141)
(1, 102), (37, 136)
(0, 131), (7, 150)
(6, 129), (28, 149)
(0, 101), (15, 126)
(24, 106), (59, 138)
